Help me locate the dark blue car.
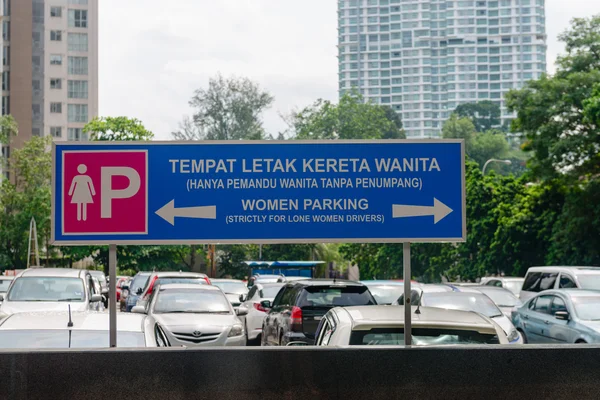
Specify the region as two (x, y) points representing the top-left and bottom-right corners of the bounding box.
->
(125, 272), (151, 312)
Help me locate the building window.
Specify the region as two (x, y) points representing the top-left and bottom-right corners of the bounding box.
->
(68, 127), (88, 141)
(50, 30), (62, 41)
(50, 54), (63, 65)
(68, 80), (88, 99)
(67, 33), (88, 52)
(3, 0), (10, 17)
(68, 104), (88, 122)
(50, 127), (62, 138)
(2, 71), (8, 91)
(68, 56), (88, 75)
(32, 104), (41, 121)
(50, 6), (62, 17)
(32, 80), (41, 91)
(68, 0), (88, 4)
(50, 102), (62, 113)
(2, 95), (9, 115)
(2, 20), (9, 41)
(68, 9), (88, 28)
(50, 78), (62, 89)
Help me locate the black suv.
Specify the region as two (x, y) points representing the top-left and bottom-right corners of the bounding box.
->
(260, 279), (376, 346)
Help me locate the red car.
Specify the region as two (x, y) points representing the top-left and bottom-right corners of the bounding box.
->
(116, 277), (129, 302)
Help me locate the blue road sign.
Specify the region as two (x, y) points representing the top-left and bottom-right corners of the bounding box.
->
(51, 140), (465, 245)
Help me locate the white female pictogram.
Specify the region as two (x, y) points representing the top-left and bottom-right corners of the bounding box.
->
(68, 164), (96, 221)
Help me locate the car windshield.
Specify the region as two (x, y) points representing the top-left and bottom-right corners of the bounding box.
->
(365, 285), (404, 305)
(478, 289), (521, 308)
(153, 290), (231, 314)
(503, 281), (523, 295)
(7, 277), (85, 302)
(0, 279), (12, 292)
(423, 293), (503, 318)
(572, 296), (600, 320)
(298, 285), (376, 308)
(0, 330), (145, 348)
(213, 281), (247, 294)
(156, 278), (206, 286)
(130, 274), (150, 295)
(349, 328), (499, 346)
(576, 275), (600, 290)
(260, 285), (284, 298)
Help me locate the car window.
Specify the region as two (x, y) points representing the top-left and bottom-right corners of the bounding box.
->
(528, 298), (537, 310)
(559, 274), (577, 289)
(280, 287), (298, 306)
(315, 318), (331, 346)
(130, 274), (150, 295)
(539, 273), (558, 291)
(260, 285), (284, 299)
(485, 280), (497, 286)
(522, 272), (542, 292)
(298, 286), (376, 308)
(349, 328), (500, 346)
(533, 295), (552, 314)
(87, 275), (96, 298)
(247, 286), (258, 300)
(153, 290), (231, 314)
(367, 284), (404, 305)
(551, 296), (567, 314)
(272, 287), (286, 307)
(8, 277), (86, 302)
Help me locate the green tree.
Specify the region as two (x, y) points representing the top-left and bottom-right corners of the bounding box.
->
(442, 114), (476, 149)
(0, 115), (18, 144)
(84, 116), (154, 141)
(173, 74), (274, 141)
(291, 92), (406, 140)
(454, 101), (502, 132)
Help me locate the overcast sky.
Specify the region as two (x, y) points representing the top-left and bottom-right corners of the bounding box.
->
(99, 1), (600, 140)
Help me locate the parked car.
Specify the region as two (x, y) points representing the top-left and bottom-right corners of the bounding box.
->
(470, 286), (522, 317)
(125, 272), (151, 312)
(520, 266), (600, 301)
(248, 274), (282, 287)
(361, 280), (422, 305)
(211, 279), (248, 309)
(481, 277), (524, 297)
(277, 276), (310, 283)
(393, 284), (456, 305)
(136, 272), (211, 308)
(0, 276), (14, 297)
(415, 291), (522, 344)
(512, 289), (600, 344)
(261, 279), (377, 346)
(0, 311), (159, 348)
(239, 282), (285, 345)
(89, 270), (109, 308)
(310, 306), (509, 346)
(116, 277), (130, 302)
(119, 277), (132, 312)
(132, 284), (247, 346)
(0, 268), (104, 317)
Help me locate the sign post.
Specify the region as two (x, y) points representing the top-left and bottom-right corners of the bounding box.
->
(51, 140), (466, 346)
(403, 242), (411, 346)
(109, 244), (117, 347)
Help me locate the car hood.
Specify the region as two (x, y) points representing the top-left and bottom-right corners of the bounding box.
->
(154, 313), (239, 329)
(1, 301), (88, 315)
(492, 314), (516, 335)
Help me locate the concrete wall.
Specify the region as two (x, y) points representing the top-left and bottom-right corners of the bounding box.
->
(1, 345), (599, 399)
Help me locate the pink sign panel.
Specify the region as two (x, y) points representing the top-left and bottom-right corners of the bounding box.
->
(62, 150), (148, 235)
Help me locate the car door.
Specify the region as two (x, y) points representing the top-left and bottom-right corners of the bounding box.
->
(264, 287), (287, 345)
(276, 287), (299, 344)
(547, 295), (579, 343)
(527, 295), (555, 343)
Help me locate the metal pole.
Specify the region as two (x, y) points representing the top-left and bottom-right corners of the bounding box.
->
(259, 244), (262, 261)
(403, 242), (411, 346)
(109, 244), (117, 348)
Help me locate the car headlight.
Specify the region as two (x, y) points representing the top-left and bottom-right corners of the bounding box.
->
(507, 329), (520, 343)
(228, 324), (244, 337)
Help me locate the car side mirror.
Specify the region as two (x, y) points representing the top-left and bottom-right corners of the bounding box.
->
(236, 307), (249, 316)
(132, 306), (146, 314)
(555, 311), (570, 321)
(90, 294), (102, 302)
(260, 300), (272, 310)
(239, 294), (246, 302)
(0, 294), (4, 302)
(136, 288), (143, 295)
(286, 341), (309, 347)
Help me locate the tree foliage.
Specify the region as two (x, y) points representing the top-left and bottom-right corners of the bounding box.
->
(454, 101), (502, 132)
(84, 116), (154, 141)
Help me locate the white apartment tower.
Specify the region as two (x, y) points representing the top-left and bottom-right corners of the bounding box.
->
(337, 0), (546, 138)
(1, 0), (98, 152)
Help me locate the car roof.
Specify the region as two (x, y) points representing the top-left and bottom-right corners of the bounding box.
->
(289, 279), (364, 287)
(158, 283), (220, 292)
(337, 306), (497, 333)
(424, 291), (489, 299)
(17, 268), (86, 278)
(211, 279), (244, 283)
(526, 266), (600, 274)
(490, 277), (523, 281)
(254, 282), (285, 289)
(0, 312), (145, 332)
(151, 271), (207, 278)
(89, 270), (105, 275)
(361, 280), (405, 286)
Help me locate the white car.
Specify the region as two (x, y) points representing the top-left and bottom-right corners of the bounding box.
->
(520, 266), (600, 302)
(417, 291), (523, 344)
(311, 306), (510, 346)
(481, 277), (524, 297)
(0, 268), (104, 317)
(133, 284), (247, 347)
(211, 279), (248, 309)
(0, 311), (158, 348)
(239, 282), (285, 344)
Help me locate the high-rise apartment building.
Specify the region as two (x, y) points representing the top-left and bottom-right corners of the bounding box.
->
(1, 0), (98, 152)
(337, 0), (546, 138)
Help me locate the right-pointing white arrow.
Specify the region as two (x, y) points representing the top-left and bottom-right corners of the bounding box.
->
(392, 198), (453, 224)
(155, 199), (217, 226)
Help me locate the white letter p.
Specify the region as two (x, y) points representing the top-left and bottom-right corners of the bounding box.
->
(101, 167), (141, 218)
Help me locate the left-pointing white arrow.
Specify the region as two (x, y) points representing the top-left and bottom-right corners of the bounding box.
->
(155, 200), (217, 226)
(392, 198), (453, 224)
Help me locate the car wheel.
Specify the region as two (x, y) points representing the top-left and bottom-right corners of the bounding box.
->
(575, 339), (587, 344)
(517, 329), (528, 344)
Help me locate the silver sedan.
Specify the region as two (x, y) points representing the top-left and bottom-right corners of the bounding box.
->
(133, 283), (247, 347)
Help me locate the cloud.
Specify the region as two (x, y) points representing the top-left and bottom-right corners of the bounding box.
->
(99, 0), (600, 139)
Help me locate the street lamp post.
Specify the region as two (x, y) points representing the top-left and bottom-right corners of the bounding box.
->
(482, 159), (512, 175)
